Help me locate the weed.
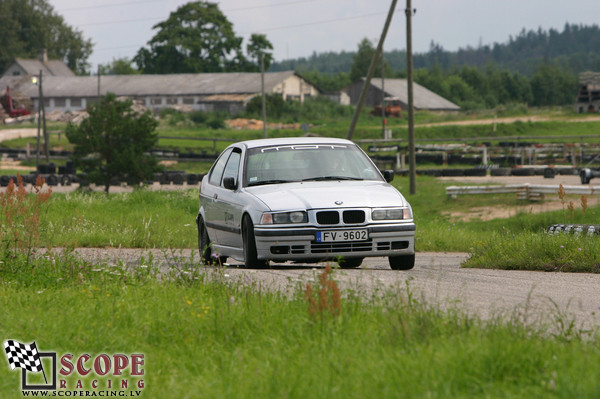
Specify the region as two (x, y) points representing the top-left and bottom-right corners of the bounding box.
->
(0, 174), (51, 258)
(304, 264), (341, 320)
(581, 195), (588, 217)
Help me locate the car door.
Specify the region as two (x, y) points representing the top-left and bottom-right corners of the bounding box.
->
(202, 147), (232, 242)
(212, 148), (245, 249)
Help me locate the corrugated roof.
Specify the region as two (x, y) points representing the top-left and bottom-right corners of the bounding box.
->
(12, 71), (298, 98)
(13, 59), (75, 77)
(364, 78), (460, 111)
(579, 71), (600, 85)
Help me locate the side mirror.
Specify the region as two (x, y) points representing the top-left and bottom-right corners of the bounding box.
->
(382, 170), (394, 183)
(223, 177), (237, 190)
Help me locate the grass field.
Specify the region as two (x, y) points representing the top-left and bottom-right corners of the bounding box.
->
(1, 252), (600, 398)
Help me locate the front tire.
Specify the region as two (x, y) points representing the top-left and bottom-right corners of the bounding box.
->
(242, 215), (268, 268)
(389, 254), (415, 270)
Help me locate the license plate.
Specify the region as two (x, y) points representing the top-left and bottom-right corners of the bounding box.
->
(316, 229), (368, 242)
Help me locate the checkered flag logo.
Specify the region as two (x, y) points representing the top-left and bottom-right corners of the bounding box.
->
(3, 340), (44, 373)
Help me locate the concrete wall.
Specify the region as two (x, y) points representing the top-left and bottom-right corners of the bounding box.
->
(272, 75), (319, 102)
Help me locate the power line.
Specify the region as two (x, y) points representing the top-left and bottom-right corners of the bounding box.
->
(57, 0), (326, 13)
(248, 10), (392, 33)
(92, 9), (394, 52)
(83, 16), (162, 27)
(83, 8), (391, 31)
(56, 0), (169, 12)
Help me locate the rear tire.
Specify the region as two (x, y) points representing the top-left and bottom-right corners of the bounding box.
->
(389, 254), (415, 270)
(197, 216), (213, 264)
(197, 217), (227, 265)
(337, 257), (363, 268)
(242, 215), (268, 269)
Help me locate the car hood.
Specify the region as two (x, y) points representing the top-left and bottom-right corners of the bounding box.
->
(245, 181), (408, 211)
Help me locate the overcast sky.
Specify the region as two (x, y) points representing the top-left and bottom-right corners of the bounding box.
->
(47, 0), (600, 70)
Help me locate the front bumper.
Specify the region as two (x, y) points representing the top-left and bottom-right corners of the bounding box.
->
(254, 223), (416, 261)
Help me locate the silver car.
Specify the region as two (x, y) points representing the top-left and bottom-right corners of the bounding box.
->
(196, 137), (416, 269)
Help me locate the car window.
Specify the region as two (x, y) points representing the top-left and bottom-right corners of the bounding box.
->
(245, 144), (382, 186)
(221, 150), (241, 187)
(208, 148), (233, 186)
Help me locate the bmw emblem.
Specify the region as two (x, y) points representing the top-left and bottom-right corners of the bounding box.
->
(335, 200), (343, 205)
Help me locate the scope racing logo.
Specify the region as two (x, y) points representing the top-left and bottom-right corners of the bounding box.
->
(4, 339), (145, 397)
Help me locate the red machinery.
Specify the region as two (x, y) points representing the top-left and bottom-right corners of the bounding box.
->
(2, 86), (31, 117)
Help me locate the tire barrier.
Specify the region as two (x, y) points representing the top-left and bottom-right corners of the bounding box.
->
(159, 173), (171, 185)
(46, 174), (58, 186)
(511, 168), (535, 176)
(60, 175), (72, 186)
(490, 167), (512, 176)
(463, 168), (487, 177)
(187, 174), (199, 185)
(543, 167), (556, 179)
(546, 224), (600, 236)
(0, 172), (203, 188)
(171, 173), (185, 185)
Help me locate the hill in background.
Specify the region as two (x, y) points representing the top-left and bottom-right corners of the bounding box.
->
(270, 24), (600, 78)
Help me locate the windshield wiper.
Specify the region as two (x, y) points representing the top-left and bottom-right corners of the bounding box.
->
(248, 179), (297, 187)
(302, 176), (363, 181)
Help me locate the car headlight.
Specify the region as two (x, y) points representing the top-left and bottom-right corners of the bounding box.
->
(260, 211), (308, 224)
(372, 207), (411, 220)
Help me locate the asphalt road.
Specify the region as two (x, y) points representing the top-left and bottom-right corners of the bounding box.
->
(72, 248), (600, 331)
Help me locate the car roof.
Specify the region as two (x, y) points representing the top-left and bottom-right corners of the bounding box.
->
(235, 137), (355, 149)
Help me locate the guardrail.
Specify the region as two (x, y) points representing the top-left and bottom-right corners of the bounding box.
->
(446, 184), (600, 200)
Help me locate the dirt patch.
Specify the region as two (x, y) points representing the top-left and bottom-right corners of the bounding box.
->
(225, 118), (306, 130)
(419, 114), (600, 128)
(0, 160), (35, 171)
(444, 198), (599, 222)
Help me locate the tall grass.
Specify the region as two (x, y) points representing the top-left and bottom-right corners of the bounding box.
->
(41, 189), (198, 248)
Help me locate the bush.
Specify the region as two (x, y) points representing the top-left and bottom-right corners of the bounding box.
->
(244, 95), (354, 122)
(189, 110), (208, 124)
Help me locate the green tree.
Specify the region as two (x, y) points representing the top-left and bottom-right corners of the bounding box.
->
(65, 94), (160, 194)
(0, 0), (92, 74)
(349, 38), (392, 82)
(98, 57), (140, 75)
(246, 33), (274, 72)
(530, 63), (577, 106)
(134, 1), (249, 73)
(350, 38), (375, 82)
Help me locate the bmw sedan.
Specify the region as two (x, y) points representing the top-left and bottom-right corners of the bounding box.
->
(196, 137), (416, 270)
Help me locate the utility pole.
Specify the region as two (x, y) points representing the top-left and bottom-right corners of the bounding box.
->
(347, 0), (397, 140)
(40, 71), (48, 163)
(261, 53), (267, 138)
(381, 52), (386, 139)
(406, 0), (416, 194)
(97, 64), (101, 97)
(36, 70), (42, 170)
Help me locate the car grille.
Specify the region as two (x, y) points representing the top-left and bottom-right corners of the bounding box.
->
(316, 211), (339, 225)
(311, 240), (372, 253)
(343, 210), (365, 224)
(316, 210), (365, 225)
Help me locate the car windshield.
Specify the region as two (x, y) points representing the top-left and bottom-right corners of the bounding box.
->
(245, 143), (383, 187)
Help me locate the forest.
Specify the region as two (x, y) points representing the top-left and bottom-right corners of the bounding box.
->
(270, 24), (600, 109)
